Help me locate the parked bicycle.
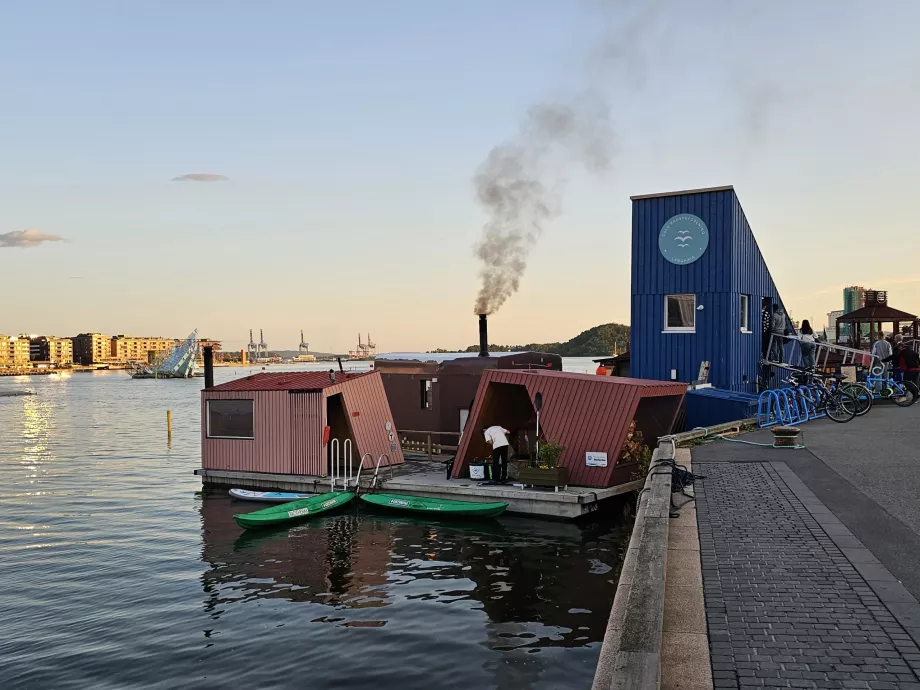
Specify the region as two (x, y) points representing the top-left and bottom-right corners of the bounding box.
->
(784, 371), (858, 424)
(865, 374), (917, 407)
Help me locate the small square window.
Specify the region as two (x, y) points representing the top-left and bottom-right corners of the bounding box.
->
(740, 294), (751, 332)
(664, 294), (696, 332)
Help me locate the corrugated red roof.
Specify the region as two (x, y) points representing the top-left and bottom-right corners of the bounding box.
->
(452, 369), (687, 487)
(206, 370), (372, 392)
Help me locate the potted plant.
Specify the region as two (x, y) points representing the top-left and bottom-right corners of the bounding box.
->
(519, 441), (569, 490)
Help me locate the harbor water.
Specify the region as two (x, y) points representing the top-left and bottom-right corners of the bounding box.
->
(0, 359), (627, 690)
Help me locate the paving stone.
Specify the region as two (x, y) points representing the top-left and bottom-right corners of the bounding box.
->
(697, 463), (920, 689)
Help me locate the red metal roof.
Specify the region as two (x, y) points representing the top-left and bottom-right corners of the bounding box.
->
(205, 370), (372, 392)
(452, 369), (687, 488)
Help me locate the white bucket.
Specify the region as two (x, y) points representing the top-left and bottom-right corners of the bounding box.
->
(469, 464), (485, 480)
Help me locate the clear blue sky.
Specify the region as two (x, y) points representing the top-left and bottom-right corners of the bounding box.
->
(2, 1), (919, 351)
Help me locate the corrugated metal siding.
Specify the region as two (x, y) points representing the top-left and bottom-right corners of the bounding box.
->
(324, 371), (404, 469)
(452, 370), (686, 488)
(201, 391), (292, 473)
(630, 189), (790, 395)
(684, 388), (759, 429)
(290, 392), (324, 476)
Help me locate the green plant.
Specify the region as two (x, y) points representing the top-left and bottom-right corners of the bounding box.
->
(537, 441), (565, 469)
(621, 420), (653, 480)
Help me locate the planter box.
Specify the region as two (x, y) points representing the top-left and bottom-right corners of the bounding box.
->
(519, 466), (569, 490)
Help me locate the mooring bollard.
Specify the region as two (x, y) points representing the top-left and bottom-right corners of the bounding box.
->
(772, 425), (802, 448)
(167, 410), (172, 443)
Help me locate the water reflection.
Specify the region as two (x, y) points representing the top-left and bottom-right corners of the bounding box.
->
(199, 496), (628, 655)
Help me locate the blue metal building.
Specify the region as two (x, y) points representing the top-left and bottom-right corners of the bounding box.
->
(629, 186), (789, 395)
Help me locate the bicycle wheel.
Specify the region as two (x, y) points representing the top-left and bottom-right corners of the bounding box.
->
(825, 392), (857, 423)
(840, 383), (873, 416)
(891, 382), (916, 407)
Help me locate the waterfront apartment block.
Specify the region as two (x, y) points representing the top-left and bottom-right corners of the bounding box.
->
(110, 335), (179, 364)
(0, 335), (32, 368)
(29, 336), (74, 365)
(72, 333), (114, 365)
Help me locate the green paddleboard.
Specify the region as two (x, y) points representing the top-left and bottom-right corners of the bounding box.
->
(233, 491), (354, 530)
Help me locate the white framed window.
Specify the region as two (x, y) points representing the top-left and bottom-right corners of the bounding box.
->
(664, 294), (696, 332)
(740, 294), (751, 333)
(207, 399), (254, 439)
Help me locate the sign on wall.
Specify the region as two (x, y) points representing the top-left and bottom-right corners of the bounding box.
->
(586, 451), (608, 467)
(658, 213), (709, 265)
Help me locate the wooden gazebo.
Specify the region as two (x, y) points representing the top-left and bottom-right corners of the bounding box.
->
(836, 291), (917, 348)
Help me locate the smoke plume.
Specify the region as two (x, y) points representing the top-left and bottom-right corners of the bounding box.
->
(473, 96), (613, 315)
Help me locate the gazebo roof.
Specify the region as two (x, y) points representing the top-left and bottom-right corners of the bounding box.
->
(836, 304), (917, 322)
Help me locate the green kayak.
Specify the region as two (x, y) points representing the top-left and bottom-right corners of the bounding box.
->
(359, 493), (507, 518)
(233, 491), (354, 530)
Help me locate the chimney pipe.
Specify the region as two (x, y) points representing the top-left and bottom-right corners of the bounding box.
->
(478, 314), (489, 357)
(203, 346), (214, 388)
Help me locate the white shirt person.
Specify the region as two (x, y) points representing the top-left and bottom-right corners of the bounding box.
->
(482, 425), (511, 482)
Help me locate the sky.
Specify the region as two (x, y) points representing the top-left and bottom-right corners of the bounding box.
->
(2, 1), (919, 352)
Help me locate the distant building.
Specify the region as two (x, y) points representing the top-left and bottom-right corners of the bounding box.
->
(842, 286), (886, 341)
(72, 333), (114, 365)
(110, 335), (179, 364)
(30, 336), (74, 365)
(9, 336), (31, 366)
(826, 310), (844, 343)
(197, 339), (222, 365)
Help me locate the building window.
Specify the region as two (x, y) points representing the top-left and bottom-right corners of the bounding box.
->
(207, 400), (254, 439)
(420, 379), (432, 409)
(740, 294), (750, 332)
(664, 294), (696, 332)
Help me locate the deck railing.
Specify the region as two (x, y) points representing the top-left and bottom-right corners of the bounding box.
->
(398, 429), (461, 460)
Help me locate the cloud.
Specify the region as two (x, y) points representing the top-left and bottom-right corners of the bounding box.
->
(171, 173), (229, 182)
(0, 228), (67, 249)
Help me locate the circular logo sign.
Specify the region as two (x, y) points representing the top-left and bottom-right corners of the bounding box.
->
(658, 214), (709, 265)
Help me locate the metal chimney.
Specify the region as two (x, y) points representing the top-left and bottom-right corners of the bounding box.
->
(203, 346), (214, 389)
(478, 314), (489, 357)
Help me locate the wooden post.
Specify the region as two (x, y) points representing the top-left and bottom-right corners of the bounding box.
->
(427, 433), (432, 462)
(167, 410), (172, 443)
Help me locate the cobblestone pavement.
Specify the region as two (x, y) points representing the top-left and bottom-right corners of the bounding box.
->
(696, 462), (920, 690)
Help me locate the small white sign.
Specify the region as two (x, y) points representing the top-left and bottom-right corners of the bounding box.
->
(586, 451), (608, 467)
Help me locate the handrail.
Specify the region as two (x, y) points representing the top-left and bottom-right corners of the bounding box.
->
(353, 453), (374, 493)
(343, 438), (353, 491)
(329, 438), (339, 493)
(370, 454), (390, 491)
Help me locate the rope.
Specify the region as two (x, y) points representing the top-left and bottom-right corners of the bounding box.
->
(689, 426), (805, 450)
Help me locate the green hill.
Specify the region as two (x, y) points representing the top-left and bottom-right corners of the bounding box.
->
(432, 323), (630, 357)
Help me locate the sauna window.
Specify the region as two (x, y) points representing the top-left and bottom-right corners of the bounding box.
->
(420, 379), (432, 409)
(664, 294), (696, 332)
(207, 399), (254, 439)
(740, 294), (751, 332)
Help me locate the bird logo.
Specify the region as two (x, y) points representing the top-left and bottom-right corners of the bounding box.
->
(674, 229), (693, 248)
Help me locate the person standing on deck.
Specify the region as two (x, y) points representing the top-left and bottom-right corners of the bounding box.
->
(769, 304), (787, 363)
(871, 333), (892, 381)
(483, 425), (511, 483)
(883, 334), (920, 403)
(796, 320), (817, 373)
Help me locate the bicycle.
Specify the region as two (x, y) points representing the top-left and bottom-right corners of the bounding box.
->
(865, 374), (917, 407)
(785, 371), (858, 423)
